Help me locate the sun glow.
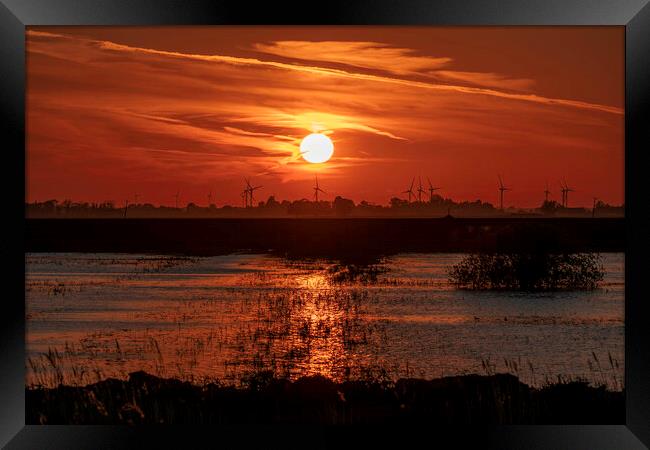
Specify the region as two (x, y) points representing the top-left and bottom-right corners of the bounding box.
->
(300, 133), (334, 164)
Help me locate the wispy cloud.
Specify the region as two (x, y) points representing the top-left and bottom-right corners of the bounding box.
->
(254, 41), (536, 93)
(252, 40), (452, 75)
(100, 39), (623, 115)
(27, 30), (622, 115)
(433, 70), (536, 92)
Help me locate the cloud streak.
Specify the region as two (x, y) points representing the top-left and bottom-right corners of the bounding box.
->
(433, 70), (536, 92)
(28, 30), (622, 115)
(252, 40), (453, 74)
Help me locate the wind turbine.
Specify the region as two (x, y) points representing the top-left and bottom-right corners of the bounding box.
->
(241, 189), (248, 208)
(313, 175), (326, 202)
(417, 177), (426, 203)
(498, 175), (511, 210)
(402, 177), (415, 203)
(245, 178), (262, 207)
(544, 182), (551, 203)
(249, 186), (262, 207)
(563, 180), (575, 208)
(592, 197), (598, 218)
(174, 190), (180, 209)
(207, 190), (212, 206)
(427, 177), (441, 202)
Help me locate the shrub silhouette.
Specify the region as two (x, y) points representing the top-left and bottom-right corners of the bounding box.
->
(448, 253), (604, 290)
(327, 263), (387, 283)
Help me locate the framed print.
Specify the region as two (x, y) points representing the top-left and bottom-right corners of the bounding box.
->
(2, 0), (650, 448)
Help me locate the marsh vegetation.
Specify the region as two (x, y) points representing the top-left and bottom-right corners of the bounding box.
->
(26, 370), (623, 425)
(448, 253), (605, 290)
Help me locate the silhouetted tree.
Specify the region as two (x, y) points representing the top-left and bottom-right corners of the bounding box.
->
(540, 200), (561, 214)
(265, 196), (280, 208)
(287, 199), (311, 215)
(390, 197), (408, 209)
(333, 196), (355, 216)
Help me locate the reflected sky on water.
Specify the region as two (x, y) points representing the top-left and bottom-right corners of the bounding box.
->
(25, 253), (624, 389)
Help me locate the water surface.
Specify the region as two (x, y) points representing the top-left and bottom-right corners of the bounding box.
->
(26, 253), (624, 389)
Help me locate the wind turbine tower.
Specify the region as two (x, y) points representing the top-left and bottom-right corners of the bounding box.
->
(402, 177), (415, 203)
(498, 175), (511, 210)
(427, 177), (441, 203)
(313, 175), (326, 202)
(417, 177), (426, 203)
(544, 182), (551, 203)
(563, 180), (575, 208)
(245, 178), (262, 207)
(241, 189), (248, 208)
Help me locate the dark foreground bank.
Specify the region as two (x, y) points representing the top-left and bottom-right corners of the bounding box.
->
(26, 217), (624, 256)
(26, 372), (623, 425)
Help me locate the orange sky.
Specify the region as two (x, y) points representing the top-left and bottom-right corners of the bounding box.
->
(26, 26), (624, 208)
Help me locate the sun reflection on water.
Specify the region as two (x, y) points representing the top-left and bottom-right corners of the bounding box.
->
(295, 273), (330, 290)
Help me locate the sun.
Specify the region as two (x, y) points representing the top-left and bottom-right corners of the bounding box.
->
(300, 133), (334, 164)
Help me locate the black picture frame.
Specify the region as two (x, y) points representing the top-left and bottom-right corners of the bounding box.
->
(2, 0), (649, 448)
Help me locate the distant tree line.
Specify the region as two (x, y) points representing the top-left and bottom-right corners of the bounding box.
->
(25, 196), (623, 218)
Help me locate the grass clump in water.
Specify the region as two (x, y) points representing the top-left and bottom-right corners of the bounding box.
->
(327, 263), (387, 284)
(448, 253), (604, 290)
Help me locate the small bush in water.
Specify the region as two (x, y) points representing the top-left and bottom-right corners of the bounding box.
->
(448, 253), (604, 290)
(327, 263), (387, 283)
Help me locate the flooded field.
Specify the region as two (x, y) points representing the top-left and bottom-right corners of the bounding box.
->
(25, 253), (624, 389)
